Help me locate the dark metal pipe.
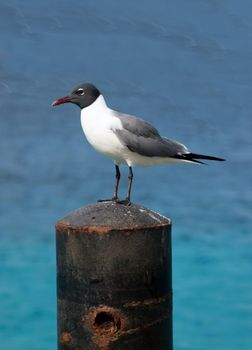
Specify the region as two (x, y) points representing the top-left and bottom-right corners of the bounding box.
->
(56, 202), (172, 350)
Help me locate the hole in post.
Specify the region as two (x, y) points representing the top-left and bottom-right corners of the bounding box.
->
(93, 311), (121, 335)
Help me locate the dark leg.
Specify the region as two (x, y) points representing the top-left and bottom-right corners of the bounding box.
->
(117, 166), (133, 206)
(112, 165), (120, 200)
(98, 165), (120, 202)
(126, 166), (133, 202)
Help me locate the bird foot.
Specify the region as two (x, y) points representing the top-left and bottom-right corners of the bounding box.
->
(116, 199), (131, 206)
(97, 198), (117, 203)
(97, 198), (131, 206)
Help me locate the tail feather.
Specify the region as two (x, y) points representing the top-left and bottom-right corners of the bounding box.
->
(175, 152), (225, 163)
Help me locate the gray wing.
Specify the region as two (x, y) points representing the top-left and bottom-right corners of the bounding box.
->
(113, 112), (189, 158)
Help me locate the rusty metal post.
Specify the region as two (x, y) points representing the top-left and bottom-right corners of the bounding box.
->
(56, 202), (172, 350)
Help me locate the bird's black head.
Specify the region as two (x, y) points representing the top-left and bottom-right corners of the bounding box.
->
(52, 83), (100, 109)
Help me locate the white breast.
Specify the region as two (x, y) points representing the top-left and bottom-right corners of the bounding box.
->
(80, 95), (127, 164)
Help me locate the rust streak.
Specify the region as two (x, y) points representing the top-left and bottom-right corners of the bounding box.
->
(123, 293), (171, 308)
(60, 331), (72, 345)
(56, 221), (170, 235)
(55, 222), (113, 235)
(122, 309), (171, 336)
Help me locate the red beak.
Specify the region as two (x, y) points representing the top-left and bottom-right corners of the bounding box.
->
(51, 96), (72, 107)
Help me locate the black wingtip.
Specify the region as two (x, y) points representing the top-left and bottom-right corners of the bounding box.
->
(175, 153), (226, 163)
(189, 153), (226, 162)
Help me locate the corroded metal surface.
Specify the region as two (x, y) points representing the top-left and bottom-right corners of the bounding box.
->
(56, 202), (171, 234)
(56, 202), (172, 350)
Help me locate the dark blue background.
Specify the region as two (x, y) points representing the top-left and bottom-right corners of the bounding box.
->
(0, 1), (251, 349)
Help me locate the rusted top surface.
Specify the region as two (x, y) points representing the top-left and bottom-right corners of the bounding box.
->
(56, 202), (171, 233)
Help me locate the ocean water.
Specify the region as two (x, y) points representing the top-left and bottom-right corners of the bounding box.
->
(0, 0), (251, 349)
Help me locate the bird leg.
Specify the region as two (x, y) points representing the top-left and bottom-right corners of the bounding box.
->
(98, 165), (120, 203)
(126, 166), (133, 202)
(112, 165), (120, 200)
(117, 166), (133, 206)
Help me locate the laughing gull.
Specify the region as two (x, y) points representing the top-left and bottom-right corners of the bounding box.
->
(52, 83), (225, 204)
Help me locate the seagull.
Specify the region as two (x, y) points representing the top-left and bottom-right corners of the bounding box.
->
(52, 83), (225, 205)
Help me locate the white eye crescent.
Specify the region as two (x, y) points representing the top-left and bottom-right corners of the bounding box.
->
(76, 88), (85, 95)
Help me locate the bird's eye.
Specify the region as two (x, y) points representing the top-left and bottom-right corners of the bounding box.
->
(76, 88), (85, 96)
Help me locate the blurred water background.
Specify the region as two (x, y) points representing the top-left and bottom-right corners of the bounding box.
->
(0, 0), (251, 349)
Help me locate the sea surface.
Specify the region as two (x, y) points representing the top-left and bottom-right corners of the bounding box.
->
(0, 1), (251, 349)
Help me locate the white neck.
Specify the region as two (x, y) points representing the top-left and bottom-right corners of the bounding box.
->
(83, 94), (108, 114)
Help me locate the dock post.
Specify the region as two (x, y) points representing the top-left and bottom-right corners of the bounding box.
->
(56, 202), (172, 350)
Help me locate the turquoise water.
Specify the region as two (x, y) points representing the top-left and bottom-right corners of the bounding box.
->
(1, 0), (251, 349)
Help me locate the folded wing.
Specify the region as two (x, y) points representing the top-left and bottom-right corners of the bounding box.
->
(113, 112), (190, 158)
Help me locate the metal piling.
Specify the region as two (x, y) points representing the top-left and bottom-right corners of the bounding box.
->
(56, 202), (172, 350)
